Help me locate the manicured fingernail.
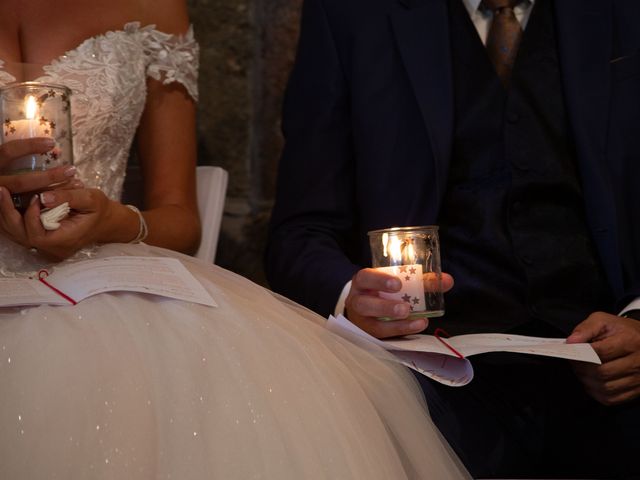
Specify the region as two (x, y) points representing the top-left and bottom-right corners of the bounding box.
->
(40, 192), (55, 204)
(409, 319), (426, 331)
(63, 166), (77, 177)
(30, 194), (39, 205)
(393, 303), (409, 316)
(387, 279), (401, 291)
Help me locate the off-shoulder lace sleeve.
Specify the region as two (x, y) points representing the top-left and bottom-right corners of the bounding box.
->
(141, 25), (199, 101)
(0, 60), (16, 86)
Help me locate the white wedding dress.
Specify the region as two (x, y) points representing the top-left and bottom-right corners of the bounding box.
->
(0, 24), (469, 479)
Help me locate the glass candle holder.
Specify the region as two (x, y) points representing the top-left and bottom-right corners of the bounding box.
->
(0, 82), (73, 175)
(368, 225), (444, 318)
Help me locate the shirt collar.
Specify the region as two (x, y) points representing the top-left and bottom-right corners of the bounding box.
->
(462, 0), (534, 15)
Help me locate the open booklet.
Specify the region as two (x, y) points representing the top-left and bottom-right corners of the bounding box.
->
(326, 314), (601, 386)
(0, 256), (217, 308)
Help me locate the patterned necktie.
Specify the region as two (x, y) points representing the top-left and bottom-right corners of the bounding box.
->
(482, 0), (524, 86)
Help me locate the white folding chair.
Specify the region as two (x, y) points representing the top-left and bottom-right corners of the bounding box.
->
(195, 165), (228, 263)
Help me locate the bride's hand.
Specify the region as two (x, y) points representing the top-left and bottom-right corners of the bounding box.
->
(0, 138), (78, 194)
(0, 187), (131, 260)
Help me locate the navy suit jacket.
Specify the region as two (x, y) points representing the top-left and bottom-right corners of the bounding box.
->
(266, 0), (640, 318)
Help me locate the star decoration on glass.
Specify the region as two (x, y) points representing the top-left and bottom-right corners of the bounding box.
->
(47, 89), (57, 98)
(4, 119), (11, 128)
(409, 267), (416, 275)
(49, 121), (56, 130)
(402, 293), (411, 303)
(405, 275), (411, 281)
(412, 297), (420, 305)
(39, 116), (49, 126)
(399, 266), (408, 273)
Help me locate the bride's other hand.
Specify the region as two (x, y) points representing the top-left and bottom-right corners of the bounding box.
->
(9, 188), (140, 260)
(0, 138), (78, 193)
(0, 187), (131, 260)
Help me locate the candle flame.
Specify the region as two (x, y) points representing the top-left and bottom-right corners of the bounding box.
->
(382, 233), (404, 263)
(381, 232), (416, 264)
(25, 96), (38, 120)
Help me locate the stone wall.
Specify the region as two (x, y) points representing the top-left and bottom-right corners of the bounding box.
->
(187, 0), (302, 286)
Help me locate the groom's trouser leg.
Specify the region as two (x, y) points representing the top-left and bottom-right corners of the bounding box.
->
(413, 353), (639, 478)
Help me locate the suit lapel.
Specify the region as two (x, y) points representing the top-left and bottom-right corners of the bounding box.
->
(390, 0), (453, 202)
(555, 0), (623, 294)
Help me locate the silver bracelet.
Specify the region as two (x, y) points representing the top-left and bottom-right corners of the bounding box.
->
(125, 204), (148, 243)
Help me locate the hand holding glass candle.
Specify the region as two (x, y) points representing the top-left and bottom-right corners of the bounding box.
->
(0, 82), (73, 175)
(368, 226), (445, 318)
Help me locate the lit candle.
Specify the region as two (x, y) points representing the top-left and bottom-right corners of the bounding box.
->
(3, 95), (52, 141)
(0, 82), (73, 176)
(376, 233), (427, 313)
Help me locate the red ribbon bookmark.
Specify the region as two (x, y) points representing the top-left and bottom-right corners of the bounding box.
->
(38, 269), (77, 305)
(434, 328), (465, 359)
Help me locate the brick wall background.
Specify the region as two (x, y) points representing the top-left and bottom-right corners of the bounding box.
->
(186, 0), (303, 286)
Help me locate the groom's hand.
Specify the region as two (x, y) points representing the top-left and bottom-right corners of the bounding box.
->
(345, 268), (454, 339)
(567, 312), (640, 406)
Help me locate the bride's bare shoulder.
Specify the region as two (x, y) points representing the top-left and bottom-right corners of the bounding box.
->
(138, 0), (191, 35)
(72, 0), (190, 37)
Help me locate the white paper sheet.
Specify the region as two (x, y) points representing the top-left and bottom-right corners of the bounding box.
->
(0, 257), (217, 308)
(326, 314), (600, 386)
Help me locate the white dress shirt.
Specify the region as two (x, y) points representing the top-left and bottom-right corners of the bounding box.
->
(462, 0), (535, 45)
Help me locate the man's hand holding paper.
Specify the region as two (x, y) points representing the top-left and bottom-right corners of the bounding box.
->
(568, 312), (640, 405)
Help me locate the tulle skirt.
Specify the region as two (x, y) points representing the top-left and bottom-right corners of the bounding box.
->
(0, 243), (469, 479)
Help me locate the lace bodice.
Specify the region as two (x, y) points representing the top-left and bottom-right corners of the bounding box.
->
(0, 22), (199, 275)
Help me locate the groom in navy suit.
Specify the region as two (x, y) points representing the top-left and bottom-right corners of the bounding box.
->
(267, 0), (640, 477)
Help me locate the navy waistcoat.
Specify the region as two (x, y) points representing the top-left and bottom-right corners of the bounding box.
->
(437, 0), (613, 335)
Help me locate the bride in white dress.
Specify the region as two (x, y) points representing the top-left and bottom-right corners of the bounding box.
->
(0, 1), (469, 478)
